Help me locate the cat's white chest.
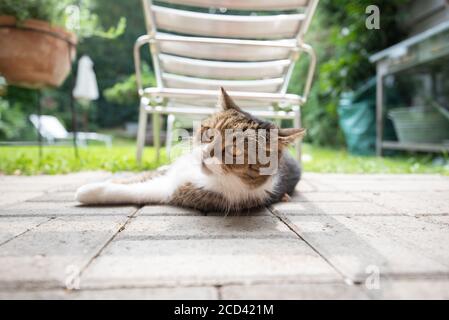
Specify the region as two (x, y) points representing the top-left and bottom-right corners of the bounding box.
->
(205, 174), (274, 203)
(167, 148), (274, 203)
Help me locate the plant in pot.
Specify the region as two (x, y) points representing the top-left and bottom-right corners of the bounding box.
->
(0, 0), (125, 89)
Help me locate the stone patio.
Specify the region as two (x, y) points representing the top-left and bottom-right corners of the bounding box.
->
(0, 171), (448, 299)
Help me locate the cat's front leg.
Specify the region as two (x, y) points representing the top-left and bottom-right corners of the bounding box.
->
(75, 175), (174, 205)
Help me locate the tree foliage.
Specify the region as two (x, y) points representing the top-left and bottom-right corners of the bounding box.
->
(104, 64), (156, 106)
(0, 0), (125, 40)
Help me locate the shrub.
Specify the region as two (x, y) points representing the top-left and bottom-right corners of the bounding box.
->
(103, 64), (156, 106)
(0, 97), (27, 140)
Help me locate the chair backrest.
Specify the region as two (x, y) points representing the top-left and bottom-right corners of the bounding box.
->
(29, 115), (69, 140)
(141, 0), (318, 97)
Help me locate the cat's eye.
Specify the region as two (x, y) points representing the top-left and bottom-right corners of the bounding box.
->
(202, 128), (215, 143)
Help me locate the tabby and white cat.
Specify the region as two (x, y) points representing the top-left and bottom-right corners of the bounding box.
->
(75, 88), (305, 213)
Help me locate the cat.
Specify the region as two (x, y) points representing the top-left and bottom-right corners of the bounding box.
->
(75, 88), (305, 213)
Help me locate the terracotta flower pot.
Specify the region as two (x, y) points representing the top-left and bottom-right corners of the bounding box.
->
(0, 16), (77, 88)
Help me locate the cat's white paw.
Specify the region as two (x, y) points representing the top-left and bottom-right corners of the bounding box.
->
(75, 182), (108, 204)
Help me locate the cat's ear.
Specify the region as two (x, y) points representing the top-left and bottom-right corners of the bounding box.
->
(219, 87), (242, 112)
(278, 128), (306, 145)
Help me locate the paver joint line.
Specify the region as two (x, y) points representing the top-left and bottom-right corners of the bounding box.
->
(77, 206), (143, 280)
(267, 205), (351, 284)
(0, 216), (55, 247)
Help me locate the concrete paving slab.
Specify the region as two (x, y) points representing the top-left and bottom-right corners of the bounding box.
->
(353, 191), (449, 215)
(27, 192), (76, 203)
(0, 201), (137, 217)
(272, 201), (392, 216)
(283, 214), (449, 282)
(206, 208), (272, 216)
(348, 216), (449, 268)
(0, 192), (44, 206)
(221, 283), (369, 300)
(289, 192), (362, 202)
(304, 174), (449, 192)
(370, 279), (449, 299)
(0, 172), (110, 193)
(0, 286), (218, 300)
(419, 215), (449, 227)
(139, 205), (203, 216)
(0, 214), (134, 289)
(81, 238), (342, 288)
(320, 180), (449, 192)
(295, 179), (318, 192)
(305, 173), (449, 182)
(1, 171), (448, 299)
(118, 214), (295, 240)
(0, 217), (51, 245)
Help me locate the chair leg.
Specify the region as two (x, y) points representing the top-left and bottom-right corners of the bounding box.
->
(136, 103), (148, 164)
(152, 112), (161, 162)
(293, 105), (302, 164)
(166, 114), (175, 160)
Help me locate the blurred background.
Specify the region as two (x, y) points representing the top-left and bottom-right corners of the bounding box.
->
(0, 0), (448, 175)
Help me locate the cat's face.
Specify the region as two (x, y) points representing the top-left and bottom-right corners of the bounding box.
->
(198, 88), (305, 188)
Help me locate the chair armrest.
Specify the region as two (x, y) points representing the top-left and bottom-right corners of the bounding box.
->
(297, 42), (317, 102)
(134, 35), (151, 96)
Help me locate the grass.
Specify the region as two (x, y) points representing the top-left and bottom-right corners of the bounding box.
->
(0, 144), (167, 175)
(301, 144), (449, 175)
(0, 142), (448, 175)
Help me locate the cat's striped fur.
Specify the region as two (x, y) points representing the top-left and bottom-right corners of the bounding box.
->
(75, 88), (305, 213)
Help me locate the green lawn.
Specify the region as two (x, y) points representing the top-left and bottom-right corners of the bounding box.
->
(0, 143), (448, 175)
(301, 144), (449, 175)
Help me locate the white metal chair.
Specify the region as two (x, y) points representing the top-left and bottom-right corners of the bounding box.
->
(134, 0), (319, 162)
(29, 114), (112, 147)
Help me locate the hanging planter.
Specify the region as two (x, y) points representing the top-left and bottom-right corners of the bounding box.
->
(0, 16), (77, 88)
